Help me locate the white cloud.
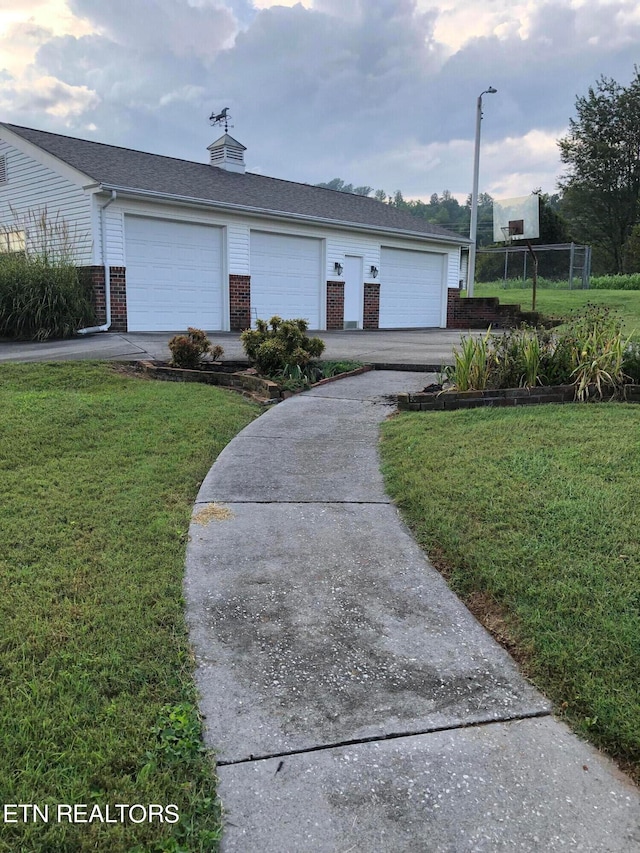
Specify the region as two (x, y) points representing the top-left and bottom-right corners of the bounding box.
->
(0, 74), (99, 120)
(483, 129), (567, 197)
(0, 0), (639, 201)
(66, 0), (239, 61)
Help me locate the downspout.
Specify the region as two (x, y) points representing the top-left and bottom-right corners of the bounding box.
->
(77, 190), (117, 334)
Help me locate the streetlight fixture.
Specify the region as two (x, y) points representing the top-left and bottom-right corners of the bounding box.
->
(467, 86), (497, 297)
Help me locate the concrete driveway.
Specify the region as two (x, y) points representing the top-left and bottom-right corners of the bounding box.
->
(0, 328), (485, 368)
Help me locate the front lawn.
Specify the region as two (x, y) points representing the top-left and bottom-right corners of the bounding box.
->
(0, 363), (259, 852)
(381, 404), (640, 782)
(474, 284), (640, 336)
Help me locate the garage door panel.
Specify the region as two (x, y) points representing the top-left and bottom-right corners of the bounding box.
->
(250, 232), (322, 327)
(125, 217), (223, 331)
(379, 248), (444, 328)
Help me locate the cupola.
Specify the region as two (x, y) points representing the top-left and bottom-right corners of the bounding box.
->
(207, 134), (246, 173)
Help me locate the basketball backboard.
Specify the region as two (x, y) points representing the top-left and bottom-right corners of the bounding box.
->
(493, 194), (540, 242)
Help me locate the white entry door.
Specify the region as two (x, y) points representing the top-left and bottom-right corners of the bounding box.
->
(343, 255), (363, 328)
(125, 216), (224, 331)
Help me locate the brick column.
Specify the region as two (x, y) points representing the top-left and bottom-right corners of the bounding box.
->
(109, 267), (127, 332)
(363, 282), (380, 330)
(82, 265), (107, 324)
(447, 288), (460, 328)
(229, 274), (251, 331)
(326, 281), (344, 330)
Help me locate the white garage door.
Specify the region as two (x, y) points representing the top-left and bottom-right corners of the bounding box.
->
(379, 247), (444, 328)
(125, 216), (223, 331)
(250, 232), (322, 327)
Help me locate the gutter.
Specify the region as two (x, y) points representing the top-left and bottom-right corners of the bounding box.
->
(77, 190), (117, 334)
(96, 183), (470, 247)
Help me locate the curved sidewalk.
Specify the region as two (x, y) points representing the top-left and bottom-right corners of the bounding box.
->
(184, 371), (640, 852)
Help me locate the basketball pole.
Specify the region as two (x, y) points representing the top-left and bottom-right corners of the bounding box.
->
(468, 86), (496, 298)
(525, 239), (539, 312)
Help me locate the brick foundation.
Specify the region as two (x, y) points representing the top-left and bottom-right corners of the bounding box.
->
(447, 288), (541, 329)
(229, 274), (251, 331)
(81, 265), (127, 331)
(363, 282), (380, 330)
(82, 266), (107, 324)
(326, 281), (345, 330)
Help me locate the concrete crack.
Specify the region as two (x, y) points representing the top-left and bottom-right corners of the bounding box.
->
(215, 707), (552, 767)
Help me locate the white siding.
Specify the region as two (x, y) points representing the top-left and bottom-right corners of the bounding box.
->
(103, 206), (125, 265)
(447, 247), (462, 290)
(0, 138), (93, 264)
(228, 221), (250, 273)
(325, 234), (379, 280)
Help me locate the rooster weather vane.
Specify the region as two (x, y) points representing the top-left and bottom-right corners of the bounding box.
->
(209, 107), (233, 133)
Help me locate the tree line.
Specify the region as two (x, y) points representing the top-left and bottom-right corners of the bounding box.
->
(317, 67), (640, 276)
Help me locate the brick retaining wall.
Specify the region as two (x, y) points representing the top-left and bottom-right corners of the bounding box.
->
(447, 288), (541, 329)
(398, 385), (576, 411)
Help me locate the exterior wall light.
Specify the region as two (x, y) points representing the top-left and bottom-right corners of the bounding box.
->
(370, 265), (379, 279)
(334, 261), (343, 276)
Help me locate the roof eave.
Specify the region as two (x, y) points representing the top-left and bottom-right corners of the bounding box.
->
(97, 183), (470, 246)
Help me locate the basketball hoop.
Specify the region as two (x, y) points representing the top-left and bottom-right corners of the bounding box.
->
(501, 225), (513, 245)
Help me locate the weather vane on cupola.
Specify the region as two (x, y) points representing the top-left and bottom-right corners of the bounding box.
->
(209, 107), (233, 133)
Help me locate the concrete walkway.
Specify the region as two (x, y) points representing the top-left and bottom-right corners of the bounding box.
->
(185, 371), (639, 852)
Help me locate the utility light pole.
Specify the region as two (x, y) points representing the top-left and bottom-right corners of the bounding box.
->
(467, 86), (497, 297)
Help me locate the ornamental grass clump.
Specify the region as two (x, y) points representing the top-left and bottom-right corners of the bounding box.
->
(565, 305), (629, 401)
(0, 208), (95, 340)
(444, 329), (492, 391)
(445, 305), (635, 401)
(240, 316), (325, 377)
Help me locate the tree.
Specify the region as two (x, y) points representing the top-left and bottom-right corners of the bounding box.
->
(558, 68), (640, 273)
(315, 178), (373, 197)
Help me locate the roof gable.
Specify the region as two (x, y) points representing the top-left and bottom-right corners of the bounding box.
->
(1, 123), (467, 244)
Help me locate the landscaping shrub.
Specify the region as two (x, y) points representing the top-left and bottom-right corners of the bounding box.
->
(590, 273), (640, 291)
(478, 273), (640, 291)
(623, 341), (640, 384)
(241, 316), (325, 377)
(168, 327), (223, 369)
(0, 253), (95, 340)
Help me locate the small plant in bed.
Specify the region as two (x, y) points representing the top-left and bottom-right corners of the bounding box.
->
(168, 327), (224, 369)
(240, 316), (325, 378)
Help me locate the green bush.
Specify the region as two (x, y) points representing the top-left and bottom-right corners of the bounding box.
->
(0, 253), (95, 340)
(590, 273), (640, 291)
(168, 328), (223, 369)
(240, 316), (325, 377)
(623, 341), (640, 384)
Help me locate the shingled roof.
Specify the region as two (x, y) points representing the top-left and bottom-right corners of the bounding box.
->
(3, 123), (466, 244)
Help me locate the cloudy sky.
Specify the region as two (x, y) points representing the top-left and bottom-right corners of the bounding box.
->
(1, 0), (639, 203)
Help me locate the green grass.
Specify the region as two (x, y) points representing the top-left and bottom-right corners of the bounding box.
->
(380, 405), (640, 781)
(0, 362), (259, 852)
(474, 283), (640, 337)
